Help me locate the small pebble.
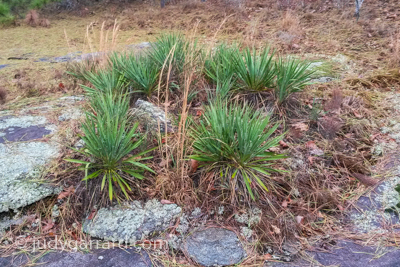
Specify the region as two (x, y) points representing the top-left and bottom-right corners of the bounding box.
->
(98, 256), (104, 260)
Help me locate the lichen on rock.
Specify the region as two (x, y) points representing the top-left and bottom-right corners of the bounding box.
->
(185, 227), (246, 267)
(83, 199), (182, 244)
(0, 142), (61, 212)
(131, 99), (174, 133)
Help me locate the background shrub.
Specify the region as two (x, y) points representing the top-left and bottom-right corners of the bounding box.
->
(0, 0), (55, 23)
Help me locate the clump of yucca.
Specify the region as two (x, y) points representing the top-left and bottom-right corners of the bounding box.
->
(190, 99), (286, 203)
(110, 52), (160, 98)
(234, 47), (276, 92)
(66, 92), (155, 201)
(80, 67), (126, 95)
(274, 57), (313, 105)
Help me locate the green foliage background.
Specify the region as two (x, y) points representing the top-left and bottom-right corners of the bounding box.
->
(0, 0), (57, 24)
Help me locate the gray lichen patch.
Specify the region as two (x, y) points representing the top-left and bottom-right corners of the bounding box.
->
(58, 95), (85, 103)
(235, 207), (262, 227)
(83, 200), (182, 244)
(0, 142), (61, 212)
(372, 139), (398, 157)
(350, 166), (400, 233)
(58, 108), (83, 122)
(0, 115), (47, 129)
(185, 228), (246, 267)
(385, 92), (400, 112)
(131, 99), (175, 133)
(381, 120), (400, 143)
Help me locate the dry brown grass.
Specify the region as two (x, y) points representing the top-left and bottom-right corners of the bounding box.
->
(280, 10), (301, 34)
(324, 88), (343, 112)
(25, 10), (39, 26)
(389, 29), (400, 68)
(0, 86), (7, 104)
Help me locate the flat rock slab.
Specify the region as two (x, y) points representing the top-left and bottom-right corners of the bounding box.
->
(185, 227), (246, 267)
(0, 142), (60, 212)
(0, 115), (55, 143)
(0, 97), (84, 213)
(36, 42), (151, 63)
(348, 155), (400, 233)
(0, 125), (52, 143)
(0, 248), (154, 267)
(83, 199), (181, 244)
(312, 240), (400, 267)
(269, 240), (400, 267)
(0, 115), (59, 212)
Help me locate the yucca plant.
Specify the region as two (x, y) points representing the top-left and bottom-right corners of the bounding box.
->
(80, 67), (126, 95)
(190, 100), (286, 202)
(149, 33), (189, 75)
(204, 44), (238, 85)
(274, 57), (313, 105)
(66, 93), (155, 200)
(66, 59), (98, 82)
(234, 47), (276, 92)
(214, 74), (235, 99)
(204, 44), (239, 99)
(87, 91), (129, 119)
(114, 53), (160, 98)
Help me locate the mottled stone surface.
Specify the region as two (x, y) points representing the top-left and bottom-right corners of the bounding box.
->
(268, 240), (400, 267)
(185, 228), (246, 267)
(0, 125), (52, 143)
(0, 248), (154, 267)
(0, 142), (61, 212)
(312, 240), (400, 267)
(310, 76), (335, 84)
(131, 99), (174, 133)
(58, 108), (82, 121)
(0, 96), (84, 213)
(83, 200), (181, 244)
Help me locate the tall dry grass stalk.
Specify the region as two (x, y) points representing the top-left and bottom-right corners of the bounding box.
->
(176, 21), (201, 175)
(65, 20), (121, 76)
(154, 24), (202, 206)
(389, 29), (400, 68)
(85, 20), (120, 54)
(157, 44), (176, 182)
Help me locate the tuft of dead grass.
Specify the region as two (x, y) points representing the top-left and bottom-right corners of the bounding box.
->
(280, 10), (302, 35)
(39, 18), (51, 28)
(25, 10), (39, 27)
(0, 86), (6, 104)
(389, 29), (400, 68)
(318, 116), (343, 140)
(324, 88), (343, 112)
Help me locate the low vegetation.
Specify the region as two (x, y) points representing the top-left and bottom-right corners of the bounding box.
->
(190, 99), (286, 203)
(1, 0), (398, 263)
(0, 0), (53, 24)
(66, 92), (155, 201)
(66, 34), (311, 206)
